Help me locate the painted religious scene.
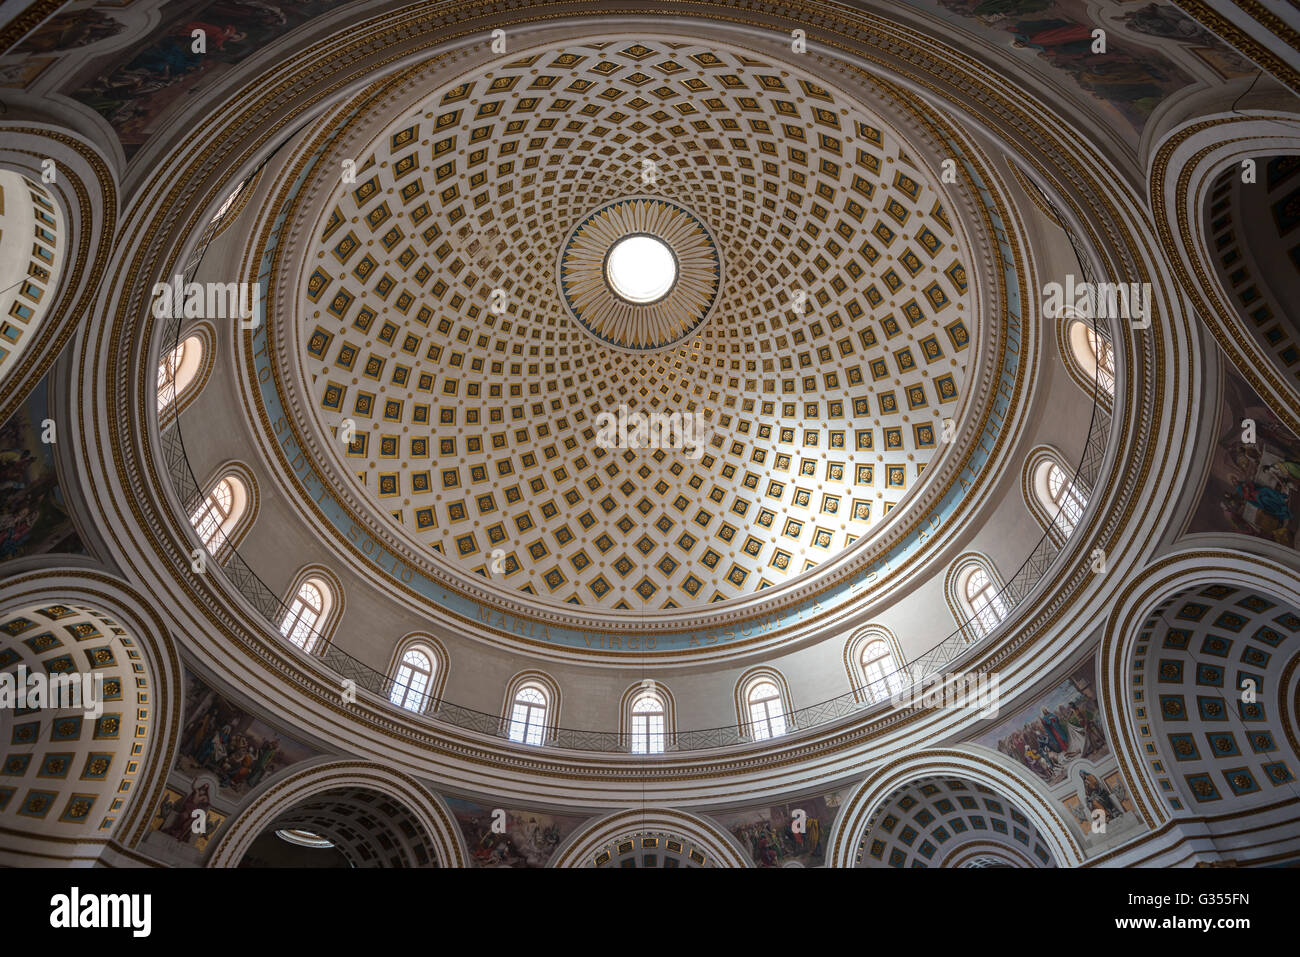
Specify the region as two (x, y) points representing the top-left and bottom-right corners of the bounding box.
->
(148, 782), (227, 855)
(711, 790), (844, 867)
(977, 661), (1108, 785)
(62, 0), (341, 157)
(1187, 364), (1300, 549)
(445, 797), (587, 868)
(0, 377), (84, 562)
(971, 659), (1142, 847)
(175, 671), (319, 800)
(922, 0), (1252, 135)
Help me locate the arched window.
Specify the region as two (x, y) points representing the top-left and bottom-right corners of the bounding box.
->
(1025, 448), (1090, 543)
(1065, 317), (1115, 398)
(1044, 462), (1087, 535)
(280, 577), (333, 654)
(846, 626), (908, 704)
(965, 566), (1008, 637)
(630, 691), (667, 754)
(386, 635), (447, 714)
(747, 680), (787, 740)
(507, 684), (549, 746)
(946, 554), (1011, 641)
(190, 474), (249, 555)
(157, 334), (205, 413)
(860, 639), (904, 702)
(390, 648), (434, 712)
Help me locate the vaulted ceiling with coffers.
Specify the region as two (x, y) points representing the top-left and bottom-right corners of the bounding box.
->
(296, 39), (976, 611)
(855, 776), (1057, 868)
(0, 603), (150, 839)
(1130, 584), (1300, 813)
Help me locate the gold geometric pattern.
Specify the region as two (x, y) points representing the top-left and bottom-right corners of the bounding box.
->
(0, 605), (149, 835)
(297, 40), (975, 610)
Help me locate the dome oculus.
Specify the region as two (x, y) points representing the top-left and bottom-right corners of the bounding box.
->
(604, 234), (678, 304)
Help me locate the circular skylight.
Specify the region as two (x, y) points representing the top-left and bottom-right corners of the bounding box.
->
(604, 234), (677, 303)
(275, 828), (335, 849)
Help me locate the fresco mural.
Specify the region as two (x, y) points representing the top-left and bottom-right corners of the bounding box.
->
(149, 781), (226, 853)
(977, 660), (1108, 785)
(0, 57), (57, 89)
(444, 796), (588, 867)
(175, 671), (319, 801)
(1187, 364), (1300, 549)
(14, 10), (127, 53)
(710, 789), (845, 867)
(921, 0), (1252, 135)
(970, 658), (1144, 851)
(143, 671), (321, 864)
(31, 0), (1251, 157)
(0, 378), (85, 562)
(63, 0), (343, 157)
(1060, 768), (1135, 829)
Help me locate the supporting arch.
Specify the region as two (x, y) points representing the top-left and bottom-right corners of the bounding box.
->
(205, 760), (466, 868)
(0, 123), (116, 425)
(1150, 112), (1300, 431)
(0, 568), (181, 864)
(549, 807), (750, 868)
(1098, 548), (1300, 838)
(827, 748), (1086, 869)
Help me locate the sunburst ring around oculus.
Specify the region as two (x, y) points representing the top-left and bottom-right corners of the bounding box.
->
(559, 197), (722, 352)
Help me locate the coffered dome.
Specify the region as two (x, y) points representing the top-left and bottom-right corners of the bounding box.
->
(293, 39), (977, 611)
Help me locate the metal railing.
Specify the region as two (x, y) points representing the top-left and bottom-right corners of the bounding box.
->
(156, 163), (1115, 755)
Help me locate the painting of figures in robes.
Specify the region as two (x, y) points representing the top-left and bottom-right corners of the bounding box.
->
(1187, 365), (1300, 550)
(710, 790), (845, 867)
(175, 672), (318, 800)
(923, 0), (1252, 135)
(974, 660), (1108, 785)
(62, 0), (342, 157)
(444, 796), (587, 868)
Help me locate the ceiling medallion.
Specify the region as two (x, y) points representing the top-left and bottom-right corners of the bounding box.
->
(558, 197), (722, 352)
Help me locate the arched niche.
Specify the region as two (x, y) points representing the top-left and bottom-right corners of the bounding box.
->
(0, 569), (179, 864)
(1151, 113), (1300, 430)
(206, 760), (465, 868)
(827, 750), (1085, 869)
(550, 807), (751, 868)
(1100, 548), (1300, 864)
(0, 124), (116, 426)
